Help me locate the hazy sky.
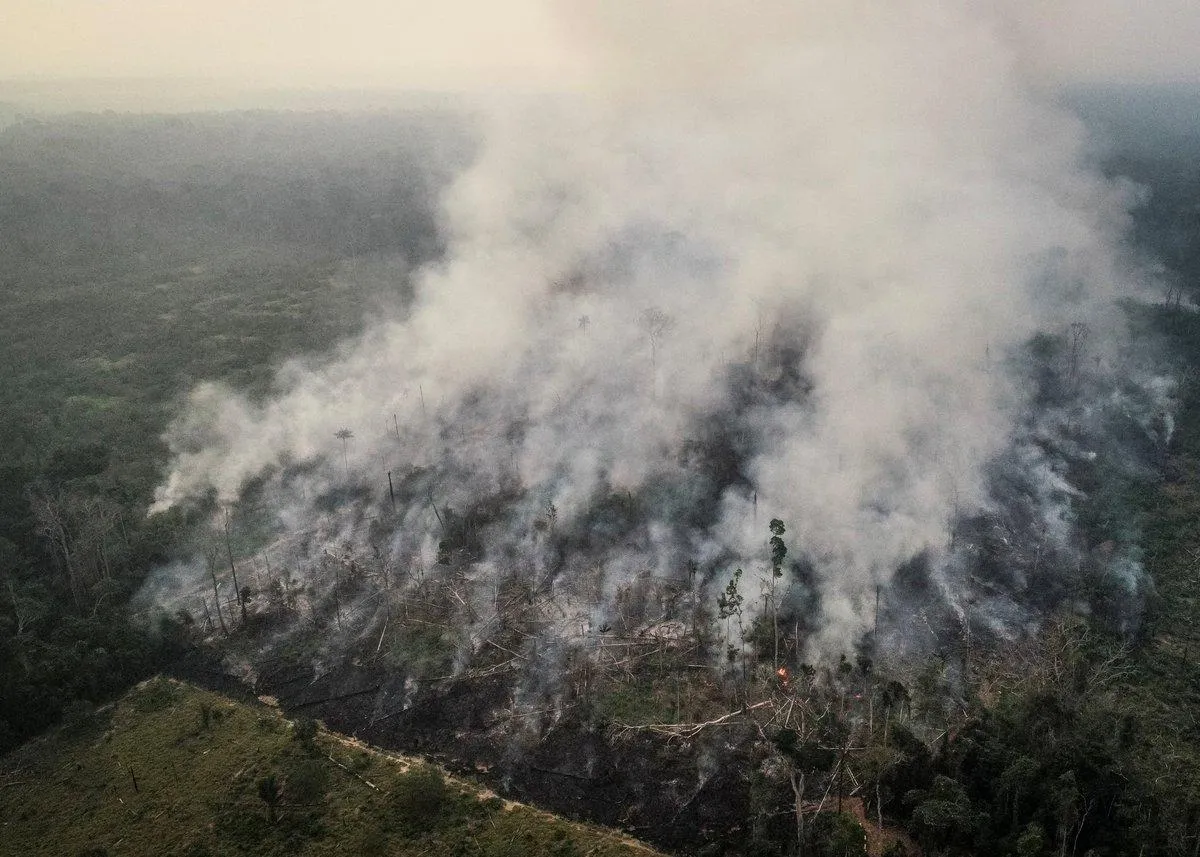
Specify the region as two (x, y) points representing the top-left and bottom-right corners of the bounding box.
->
(2, 0), (1200, 108)
(1012, 0), (1200, 85)
(1, 0), (586, 90)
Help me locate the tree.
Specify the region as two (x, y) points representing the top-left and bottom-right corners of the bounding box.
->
(28, 488), (121, 611)
(1052, 771), (1082, 857)
(2, 567), (47, 672)
(1067, 322), (1089, 390)
(286, 759), (329, 805)
(1016, 823), (1048, 857)
(389, 766), (450, 836)
(204, 544), (228, 636)
(906, 775), (979, 852)
(717, 569), (745, 673)
(811, 811), (868, 857)
(335, 427), (354, 475)
(998, 756), (1039, 830)
(769, 519), (788, 669)
(776, 727), (838, 854)
(257, 774), (282, 824)
(223, 508), (246, 624)
(640, 307), (675, 369)
(292, 717), (319, 754)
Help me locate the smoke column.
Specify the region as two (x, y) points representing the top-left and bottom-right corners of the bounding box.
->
(150, 1), (1150, 657)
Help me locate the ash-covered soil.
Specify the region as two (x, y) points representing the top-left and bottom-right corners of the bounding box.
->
(243, 656), (768, 855)
(167, 636), (789, 855)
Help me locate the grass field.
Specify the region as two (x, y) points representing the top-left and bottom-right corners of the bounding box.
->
(0, 677), (663, 857)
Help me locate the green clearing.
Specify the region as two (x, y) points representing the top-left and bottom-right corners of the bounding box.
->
(0, 677), (662, 857)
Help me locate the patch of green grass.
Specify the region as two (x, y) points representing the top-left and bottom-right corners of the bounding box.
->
(593, 679), (677, 726)
(381, 622), (457, 678)
(0, 677), (663, 857)
(591, 667), (727, 728)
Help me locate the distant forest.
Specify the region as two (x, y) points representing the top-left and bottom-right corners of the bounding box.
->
(0, 109), (472, 750)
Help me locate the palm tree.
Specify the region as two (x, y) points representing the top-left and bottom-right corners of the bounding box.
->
(335, 428), (354, 475)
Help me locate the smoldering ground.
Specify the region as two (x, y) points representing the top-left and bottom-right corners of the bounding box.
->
(144, 1), (1172, 679)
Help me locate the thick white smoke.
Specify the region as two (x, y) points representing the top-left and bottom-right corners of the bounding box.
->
(151, 1), (1144, 655)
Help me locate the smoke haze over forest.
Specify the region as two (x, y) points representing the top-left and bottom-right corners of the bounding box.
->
(133, 1), (1176, 662)
(10, 4), (1200, 856)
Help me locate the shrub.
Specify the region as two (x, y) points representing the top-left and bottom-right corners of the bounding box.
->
(286, 759), (329, 805)
(1016, 823), (1047, 857)
(292, 717), (318, 753)
(810, 811), (868, 857)
(389, 766), (456, 836)
(257, 774), (282, 824)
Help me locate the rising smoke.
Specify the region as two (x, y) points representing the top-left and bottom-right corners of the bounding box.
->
(148, 1), (1165, 663)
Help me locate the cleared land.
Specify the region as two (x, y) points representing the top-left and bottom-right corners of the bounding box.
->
(0, 676), (664, 857)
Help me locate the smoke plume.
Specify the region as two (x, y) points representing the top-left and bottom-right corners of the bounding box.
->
(150, 1), (1160, 660)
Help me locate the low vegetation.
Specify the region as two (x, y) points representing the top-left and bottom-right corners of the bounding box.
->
(0, 677), (663, 857)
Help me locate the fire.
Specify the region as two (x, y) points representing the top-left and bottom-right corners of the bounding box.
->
(776, 666), (790, 687)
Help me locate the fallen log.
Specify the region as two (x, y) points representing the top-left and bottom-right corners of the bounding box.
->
(291, 684), (382, 710)
(613, 700), (772, 740)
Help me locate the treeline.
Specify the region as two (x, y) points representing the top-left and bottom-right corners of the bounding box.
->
(0, 430), (200, 751)
(0, 110), (470, 273)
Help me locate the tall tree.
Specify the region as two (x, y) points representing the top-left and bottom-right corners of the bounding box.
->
(335, 427), (354, 475)
(769, 519), (788, 670)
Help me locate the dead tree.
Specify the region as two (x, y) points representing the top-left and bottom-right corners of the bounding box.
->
(224, 509), (247, 623)
(769, 519), (788, 670)
(640, 307), (676, 370)
(335, 427), (354, 475)
(206, 546), (228, 636)
(29, 488), (121, 611)
(1067, 322), (1089, 390)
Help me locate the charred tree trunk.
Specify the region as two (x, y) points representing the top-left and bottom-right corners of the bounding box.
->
(790, 770), (806, 857)
(208, 553), (228, 636)
(225, 509), (246, 624)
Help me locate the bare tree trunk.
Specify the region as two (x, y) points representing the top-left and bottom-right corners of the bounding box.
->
(118, 513), (131, 549)
(333, 563), (343, 630)
(201, 597), (214, 634)
(100, 534), (112, 581)
(428, 493), (445, 533)
(207, 554), (228, 636)
(874, 585), (880, 640)
(32, 493), (81, 609)
(771, 576), (780, 670)
(1071, 800), (1092, 857)
(224, 509), (246, 623)
(790, 771), (806, 857)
